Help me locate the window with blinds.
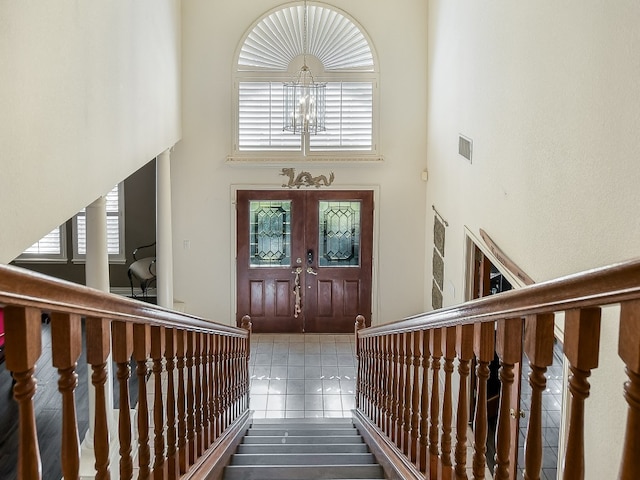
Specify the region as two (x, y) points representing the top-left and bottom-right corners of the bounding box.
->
(19, 226), (67, 262)
(233, 2), (379, 159)
(16, 183), (125, 264)
(238, 81), (373, 152)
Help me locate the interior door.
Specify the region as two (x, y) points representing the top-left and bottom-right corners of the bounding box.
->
(236, 189), (373, 333)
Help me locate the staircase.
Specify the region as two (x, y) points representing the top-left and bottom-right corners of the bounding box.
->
(223, 418), (386, 480)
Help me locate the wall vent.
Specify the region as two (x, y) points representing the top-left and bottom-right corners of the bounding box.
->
(458, 135), (472, 163)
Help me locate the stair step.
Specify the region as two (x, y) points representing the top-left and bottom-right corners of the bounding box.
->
(223, 464), (385, 480)
(242, 435), (364, 444)
(231, 453), (378, 466)
(246, 428), (358, 437)
(251, 418), (354, 425)
(237, 443), (370, 454)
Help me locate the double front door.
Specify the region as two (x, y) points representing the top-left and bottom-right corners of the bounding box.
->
(236, 190), (373, 333)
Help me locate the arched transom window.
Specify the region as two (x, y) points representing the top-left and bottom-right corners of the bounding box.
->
(231, 2), (380, 162)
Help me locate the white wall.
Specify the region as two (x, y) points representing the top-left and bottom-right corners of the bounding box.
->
(0, 1), (182, 263)
(172, 0), (429, 326)
(426, 2), (640, 477)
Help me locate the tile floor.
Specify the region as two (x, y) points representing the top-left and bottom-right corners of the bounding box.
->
(248, 333), (357, 419)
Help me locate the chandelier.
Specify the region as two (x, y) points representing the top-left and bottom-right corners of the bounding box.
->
(283, 0), (326, 134)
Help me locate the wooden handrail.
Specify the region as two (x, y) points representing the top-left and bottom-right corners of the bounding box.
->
(0, 263), (251, 480)
(0, 263), (244, 335)
(355, 257), (640, 480)
(360, 258), (640, 337)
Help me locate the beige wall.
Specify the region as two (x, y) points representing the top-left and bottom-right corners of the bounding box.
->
(426, 2), (640, 477)
(172, 0), (429, 325)
(0, 1), (182, 263)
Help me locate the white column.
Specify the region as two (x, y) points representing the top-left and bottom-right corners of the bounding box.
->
(85, 196), (110, 291)
(156, 149), (175, 309)
(80, 195), (117, 478)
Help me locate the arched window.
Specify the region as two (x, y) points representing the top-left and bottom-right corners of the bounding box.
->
(230, 2), (381, 162)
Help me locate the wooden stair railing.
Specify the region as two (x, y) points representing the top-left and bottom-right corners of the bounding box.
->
(0, 264), (251, 480)
(354, 258), (640, 480)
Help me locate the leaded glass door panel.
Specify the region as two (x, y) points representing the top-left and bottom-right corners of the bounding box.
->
(236, 189), (373, 333)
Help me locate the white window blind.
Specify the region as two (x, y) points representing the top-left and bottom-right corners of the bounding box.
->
(238, 82), (301, 151)
(310, 82), (373, 151)
(238, 81), (373, 152)
(21, 227), (64, 256)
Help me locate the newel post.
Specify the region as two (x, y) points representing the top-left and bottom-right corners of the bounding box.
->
(562, 308), (601, 480)
(242, 315), (253, 412)
(618, 300), (640, 480)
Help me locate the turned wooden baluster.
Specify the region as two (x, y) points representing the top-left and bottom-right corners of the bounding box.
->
(112, 321), (134, 480)
(375, 335), (384, 428)
(493, 318), (523, 480)
(165, 328), (179, 479)
(410, 331), (422, 465)
(441, 326), (457, 480)
(381, 335), (395, 438)
(222, 335), (231, 431)
(472, 321), (495, 480)
(86, 316), (112, 480)
(230, 336), (239, 421)
(369, 336), (376, 420)
(219, 335), (228, 431)
(206, 333), (215, 446)
(429, 328), (443, 480)
(194, 332), (204, 456)
(212, 334), (221, 440)
(522, 313), (555, 480)
(176, 329), (188, 474)
(419, 329), (431, 474)
(5, 306), (43, 480)
(619, 300), (640, 480)
(242, 315), (252, 413)
(355, 315), (365, 410)
(393, 333), (403, 445)
(133, 323), (152, 479)
(562, 308), (601, 480)
(454, 324), (474, 480)
(201, 332), (210, 450)
(402, 332), (413, 456)
(151, 325), (166, 479)
(50, 312), (82, 480)
(227, 335), (235, 424)
(186, 330), (196, 464)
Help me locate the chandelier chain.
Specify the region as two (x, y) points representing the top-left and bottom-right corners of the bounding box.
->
(303, 0), (308, 64)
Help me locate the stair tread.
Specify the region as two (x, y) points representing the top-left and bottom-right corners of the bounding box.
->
(237, 444), (369, 453)
(231, 453), (378, 465)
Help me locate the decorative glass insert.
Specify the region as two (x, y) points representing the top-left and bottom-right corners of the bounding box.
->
(319, 200), (361, 267)
(250, 201), (291, 267)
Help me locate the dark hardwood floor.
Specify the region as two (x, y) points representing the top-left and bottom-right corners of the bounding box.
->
(0, 319), (139, 479)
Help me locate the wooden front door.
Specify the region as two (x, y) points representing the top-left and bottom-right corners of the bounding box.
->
(236, 190), (373, 333)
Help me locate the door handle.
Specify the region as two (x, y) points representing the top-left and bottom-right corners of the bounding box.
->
(306, 266), (318, 275)
(292, 267), (303, 318)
